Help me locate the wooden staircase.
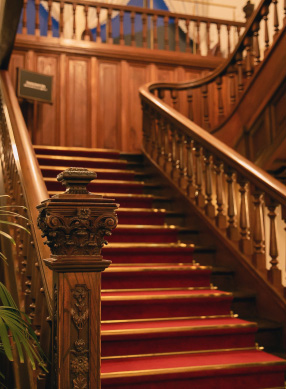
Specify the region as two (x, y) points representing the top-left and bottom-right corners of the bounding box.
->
(34, 145), (286, 388)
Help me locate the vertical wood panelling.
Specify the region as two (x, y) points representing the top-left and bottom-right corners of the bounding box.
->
(66, 58), (90, 147)
(98, 61), (120, 150)
(35, 55), (59, 145)
(122, 63), (148, 152)
(10, 49), (219, 151)
(8, 52), (25, 89)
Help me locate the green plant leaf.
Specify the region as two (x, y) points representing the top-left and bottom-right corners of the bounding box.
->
(0, 283), (18, 308)
(0, 211), (30, 222)
(0, 221), (30, 235)
(0, 317), (13, 361)
(0, 231), (15, 246)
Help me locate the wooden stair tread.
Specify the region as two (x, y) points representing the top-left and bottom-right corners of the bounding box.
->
(101, 349), (286, 376)
(101, 317), (257, 334)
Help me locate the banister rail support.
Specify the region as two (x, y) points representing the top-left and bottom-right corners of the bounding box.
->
(37, 168), (118, 389)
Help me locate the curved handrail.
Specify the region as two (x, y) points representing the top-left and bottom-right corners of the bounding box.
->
(147, 0), (283, 134)
(0, 70), (52, 314)
(148, 0), (272, 93)
(140, 83), (286, 206)
(139, 69), (286, 297)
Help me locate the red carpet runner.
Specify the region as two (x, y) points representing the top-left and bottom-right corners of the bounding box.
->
(35, 145), (286, 389)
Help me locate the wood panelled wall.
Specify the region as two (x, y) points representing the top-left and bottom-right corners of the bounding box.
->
(9, 38), (222, 151)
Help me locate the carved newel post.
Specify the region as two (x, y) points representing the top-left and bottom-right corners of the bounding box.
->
(37, 168), (118, 389)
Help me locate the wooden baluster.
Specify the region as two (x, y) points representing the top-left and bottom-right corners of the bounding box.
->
(244, 37), (253, 78)
(217, 23), (221, 56)
(236, 52), (244, 95)
(226, 171), (239, 241)
(72, 2), (76, 39)
(177, 133), (185, 186)
(157, 117), (166, 164)
(35, 0), (40, 36)
(238, 181), (251, 255)
(142, 102), (150, 152)
(119, 10), (124, 45)
(273, 0), (279, 36)
(205, 153), (215, 219)
(153, 14), (158, 49)
(195, 145), (205, 208)
(216, 76), (224, 119)
(96, 7), (101, 43)
(185, 19), (190, 53)
(229, 71), (236, 105)
(163, 122), (171, 172)
(227, 24), (231, 56)
(215, 162), (227, 229)
(252, 22), (260, 65)
(170, 127), (178, 179)
(84, 5), (90, 41)
(252, 192), (266, 271)
(262, 6), (270, 53)
(59, 1), (64, 38)
(187, 90), (193, 121)
(196, 20), (201, 55)
(131, 11), (135, 46)
(22, 0), (28, 34)
(142, 13), (147, 48)
(174, 18), (179, 51)
(237, 26), (241, 40)
(47, 0), (53, 37)
(150, 110), (157, 158)
(206, 22), (211, 55)
(107, 8), (113, 44)
(186, 137), (195, 199)
(201, 84), (210, 131)
(171, 90), (178, 110)
(267, 202), (282, 289)
(164, 16), (169, 50)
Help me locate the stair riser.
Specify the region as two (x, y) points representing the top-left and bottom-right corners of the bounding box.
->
(102, 271), (212, 289)
(45, 180), (144, 194)
(35, 148), (120, 159)
(109, 230), (178, 243)
(37, 157), (127, 169)
(102, 330), (256, 357)
(101, 298), (232, 320)
(102, 250), (194, 264)
(113, 198), (154, 208)
(101, 369), (286, 389)
(41, 168), (135, 181)
(117, 213), (166, 225)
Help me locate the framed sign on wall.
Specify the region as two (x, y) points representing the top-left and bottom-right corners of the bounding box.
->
(17, 68), (53, 104)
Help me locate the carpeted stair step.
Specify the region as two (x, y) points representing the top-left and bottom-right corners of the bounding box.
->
(47, 192), (162, 208)
(40, 166), (137, 180)
(44, 177), (145, 194)
(101, 317), (258, 357)
(101, 289), (233, 320)
(37, 154), (128, 169)
(34, 145), (121, 159)
(101, 349), (286, 389)
(102, 243), (194, 263)
(116, 208), (167, 225)
(102, 263), (212, 289)
(109, 225), (179, 243)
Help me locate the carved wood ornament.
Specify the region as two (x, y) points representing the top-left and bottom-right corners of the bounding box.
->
(37, 167), (118, 388)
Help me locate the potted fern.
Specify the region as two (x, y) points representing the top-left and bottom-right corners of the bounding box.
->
(0, 195), (47, 386)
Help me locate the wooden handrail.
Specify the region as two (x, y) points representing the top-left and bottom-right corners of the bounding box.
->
(0, 70), (53, 313)
(148, 0), (284, 132)
(139, 0), (286, 298)
(18, 0), (245, 57)
(140, 83), (286, 205)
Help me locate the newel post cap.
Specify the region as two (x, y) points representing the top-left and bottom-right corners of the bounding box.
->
(37, 167), (119, 272)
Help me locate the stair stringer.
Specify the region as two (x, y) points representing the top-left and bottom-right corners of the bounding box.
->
(142, 149), (286, 351)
